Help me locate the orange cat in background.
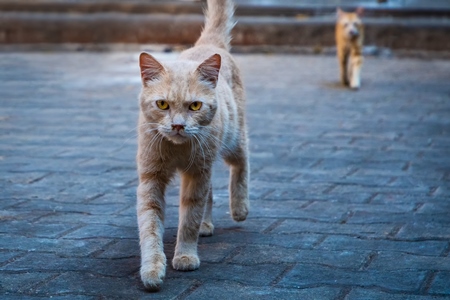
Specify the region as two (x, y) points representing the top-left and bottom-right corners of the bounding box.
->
(335, 7), (364, 89)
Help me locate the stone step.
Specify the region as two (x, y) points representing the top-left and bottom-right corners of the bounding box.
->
(1, 0), (450, 17)
(1, 1), (449, 51)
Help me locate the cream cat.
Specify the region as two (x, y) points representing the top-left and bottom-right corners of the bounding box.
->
(336, 7), (364, 89)
(136, 0), (249, 291)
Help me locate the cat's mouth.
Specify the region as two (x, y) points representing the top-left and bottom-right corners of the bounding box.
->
(165, 131), (190, 144)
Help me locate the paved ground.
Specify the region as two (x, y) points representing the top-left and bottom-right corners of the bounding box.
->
(0, 51), (449, 299)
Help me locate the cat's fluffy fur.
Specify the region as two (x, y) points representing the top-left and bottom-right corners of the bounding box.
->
(136, 0), (249, 291)
(335, 7), (364, 89)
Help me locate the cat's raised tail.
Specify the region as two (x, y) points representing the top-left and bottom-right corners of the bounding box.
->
(195, 0), (235, 51)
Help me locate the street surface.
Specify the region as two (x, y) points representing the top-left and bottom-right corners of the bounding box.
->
(1, 51), (449, 299)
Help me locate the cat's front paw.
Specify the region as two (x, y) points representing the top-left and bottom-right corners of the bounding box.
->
(199, 221), (214, 237)
(350, 76), (360, 90)
(350, 81), (360, 90)
(172, 254), (200, 271)
(140, 256), (166, 292)
(231, 201), (249, 222)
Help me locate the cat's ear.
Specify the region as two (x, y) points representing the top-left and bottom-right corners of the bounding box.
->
(336, 7), (344, 18)
(139, 52), (164, 85)
(356, 7), (364, 17)
(196, 54), (221, 88)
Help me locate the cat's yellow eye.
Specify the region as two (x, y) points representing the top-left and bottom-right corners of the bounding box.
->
(156, 100), (169, 110)
(189, 101), (202, 111)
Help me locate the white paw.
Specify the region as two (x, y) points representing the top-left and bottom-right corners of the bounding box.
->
(140, 255), (166, 291)
(199, 221), (214, 237)
(172, 254), (200, 271)
(350, 83), (360, 90)
(350, 76), (360, 90)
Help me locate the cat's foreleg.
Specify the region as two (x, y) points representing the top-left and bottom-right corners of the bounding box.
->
(338, 47), (349, 86)
(350, 50), (363, 89)
(199, 184), (214, 236)
(173, 172), (211, 271)
(137, 179), (167, 291)
(226, 143), (249, 222)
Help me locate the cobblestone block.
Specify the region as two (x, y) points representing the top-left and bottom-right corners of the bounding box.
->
(317, 236), (448, 256)
(162, 242), (239, 264)
(3, 253), (139, 277)
(231, 244), (369, 268)
(0, 251), (21, 264)
(35, 212), (137, 228)
(348, 211), (450, 225)
(278, 264), (427, 292)
(2, 295), (96, 300)
(201, 231), (321, 249)
(236, 199), (312, 218)
(0, 221), (75, 238)
(62, 224), (137, 239)
(96, 239), (139, 259)
(166, 263), (287, 286)
(272, 219), (395, 238)
(0, 235), (112, 257)
(429, 271), (450, 295)
(32, 272), (194, 299)
(88, 187), (136, 204)
(0, 209), (49, 223)
(0, 199), (27, 210)
(186, 282), (341, 300)
(347, 288), (445, 299)
(369, 252), (450, 271)
(0, 272), (58, 294)
(370, 193), (433, 205)
(396, 224), (450, 240)
(12, 200), (128, 215)
(418, 202), (450, 215)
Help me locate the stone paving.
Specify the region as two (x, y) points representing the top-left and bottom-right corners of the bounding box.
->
(0, 51), (449, 299)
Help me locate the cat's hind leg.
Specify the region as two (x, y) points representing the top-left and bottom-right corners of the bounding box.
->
(173, 171), (211, 271)
(199, 184), (214, 237)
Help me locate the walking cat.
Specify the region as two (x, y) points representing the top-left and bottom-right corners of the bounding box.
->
(136, 0), (249, 291)
(335, 7), (364, 89)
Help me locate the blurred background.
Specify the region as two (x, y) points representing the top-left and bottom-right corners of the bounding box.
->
(0, 0), (449, 55)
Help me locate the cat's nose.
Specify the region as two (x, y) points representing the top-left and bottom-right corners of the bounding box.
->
(350, 30), (359, 37)
(172, 124), (185, 132)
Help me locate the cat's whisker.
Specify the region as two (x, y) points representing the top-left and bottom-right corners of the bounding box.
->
(158, 132), (165, 162)
(193, 135), (207, 168)
(125, 124), (160, 149)
(125, 122), (160, 139)
(197, 134), (211, 159)
(182, 139), (196, 173)
(202, 136), (220, 159)
(116, 124), (157, 151)
(142, 131), (163, 159)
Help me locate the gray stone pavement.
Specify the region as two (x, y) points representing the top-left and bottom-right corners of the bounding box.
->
(0, 51), (450, 299)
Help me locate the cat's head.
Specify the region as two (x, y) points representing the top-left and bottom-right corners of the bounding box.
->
(337, 7), (364, 41)
(138, 52), (221, 145)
